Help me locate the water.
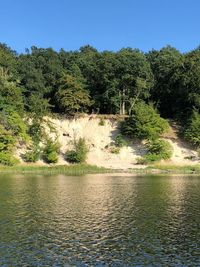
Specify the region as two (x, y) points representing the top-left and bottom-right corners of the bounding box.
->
(0, 174), (199, 266)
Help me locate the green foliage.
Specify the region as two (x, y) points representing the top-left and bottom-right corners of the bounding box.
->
(99, 118), (105, 126)
(56, 74), (92, 114)
(121, 102), (169, 140)
(27, 94), (52, 117)
(0, 109), (27, 166)
(114, 134), (127, 147)
(110, 146), (120, 154)
(0, 126), (16, 152)
(0, 71), (24, 113)
(0, 152), (19, 166)
(184, 110), (200, 146)
(0, 108), (28, 142)
(65, 150), (78, 163)
(28, 121), (44, 144)
(65, 138), (88, 163)
(138, 139), (173, 164)
(147, 46), (183, 117)
(43, 139), (60, 163)
(24, 144), (41, 163)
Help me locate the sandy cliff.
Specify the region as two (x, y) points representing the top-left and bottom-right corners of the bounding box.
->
(17, 115), (199, 169)
(47, 115), (200, 168)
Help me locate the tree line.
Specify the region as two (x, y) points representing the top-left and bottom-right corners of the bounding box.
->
(1, 43), (200, 118)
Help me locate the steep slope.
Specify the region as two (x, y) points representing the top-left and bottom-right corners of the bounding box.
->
(17, 116), (199, 168)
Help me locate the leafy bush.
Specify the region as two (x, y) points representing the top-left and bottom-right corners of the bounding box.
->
(184, 110), (200, 146)
(43, 139), (60, 163)
(138, 139), (173, 164)
(65, 138), (88, 163)
(114, 134), (127, 147)
(24, 144), (41, 162)
(121, 102), (169, 140)
(5, 109), (28, 141)
(0, 127), (16, 152)
(0, 152), (19, 166)
(28, 121), (44, 144)
(110, 146), (120, 154)
(99, 118), (105, 126)
(65, 150), (78, 163)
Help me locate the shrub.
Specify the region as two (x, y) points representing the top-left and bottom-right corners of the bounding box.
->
(43, 139), (60, 163)
(114, 134), (127, 147)
(121, 102), (169, 140)
(28, 122), (44, 144)
(65, 138), (88, 163)
(184, 110), (200, 146)
(0, 152), (19, 166)
(24, 144), (41, 162)
(0, 127), (16, 152)
(138, 139), (173, 164)
(99, 118), (105, 126)
(0, 108), (28, 142)
(65, 150), (78, 163)
(110, 146), (120, 154)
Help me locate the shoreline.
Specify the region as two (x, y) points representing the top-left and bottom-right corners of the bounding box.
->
(1, 164), (200, 175)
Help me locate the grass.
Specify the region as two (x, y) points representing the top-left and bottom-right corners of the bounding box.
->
(1, 163), (200, 175)
(0, 164), (113, 175)
(146, 164), (200, 174)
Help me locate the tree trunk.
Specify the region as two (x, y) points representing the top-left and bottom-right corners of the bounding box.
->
(122, 87), (126, 115)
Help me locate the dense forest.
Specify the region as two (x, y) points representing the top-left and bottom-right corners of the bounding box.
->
(1, 42), (200, 165)
(1, 43), (200, 118)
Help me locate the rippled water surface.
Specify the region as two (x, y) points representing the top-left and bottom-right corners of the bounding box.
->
(0, 174), (199, 266)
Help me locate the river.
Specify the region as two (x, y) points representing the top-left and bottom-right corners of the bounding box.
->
(0, 174), (199, 266)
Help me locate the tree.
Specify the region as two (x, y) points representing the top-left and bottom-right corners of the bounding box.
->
(184, 110), (200, 146)
(147, 46), (183, 117)
(55, 74), (92, 114)
(121, 101), (169, 140)
(116, 48), (153, 115)
(0, 70), (24, 113)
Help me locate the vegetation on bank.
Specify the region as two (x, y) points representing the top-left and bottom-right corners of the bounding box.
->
(1, 163), (200, 175)
(147, 164), (200, 174)
(137, 139), (173, 164)
(0, 164), (110, 175)
(1, 43), (200, 166)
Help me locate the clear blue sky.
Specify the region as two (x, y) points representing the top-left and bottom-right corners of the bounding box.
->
(0, 0), (199, 53)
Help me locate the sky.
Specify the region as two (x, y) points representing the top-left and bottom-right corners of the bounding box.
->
(0, 0), (200, 53)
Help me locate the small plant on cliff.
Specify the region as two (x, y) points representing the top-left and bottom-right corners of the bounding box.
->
(0, 152), (19, 166)
(99, 118), (105, 126)
(65, 137), (88, 163)
(43, 139), (60, 164)
(114, 134), (127, 147)
(24, 144), (41, 163)
(110, 146), (120, 154)
(138, 139), (173, 164)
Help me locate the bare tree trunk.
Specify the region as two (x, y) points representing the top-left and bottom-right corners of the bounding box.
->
(119, 91), (122, 115)
(128, 91), (141, 115)
(122, 87), (126, 115)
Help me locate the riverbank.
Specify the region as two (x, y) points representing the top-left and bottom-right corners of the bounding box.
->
(1, 163), (200, 175)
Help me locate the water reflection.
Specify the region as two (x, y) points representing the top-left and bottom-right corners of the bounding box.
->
(0, 174), (199, 266)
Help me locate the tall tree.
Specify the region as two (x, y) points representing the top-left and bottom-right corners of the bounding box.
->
(55, 74), (92, 114)
(147, 46), (183, 117)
